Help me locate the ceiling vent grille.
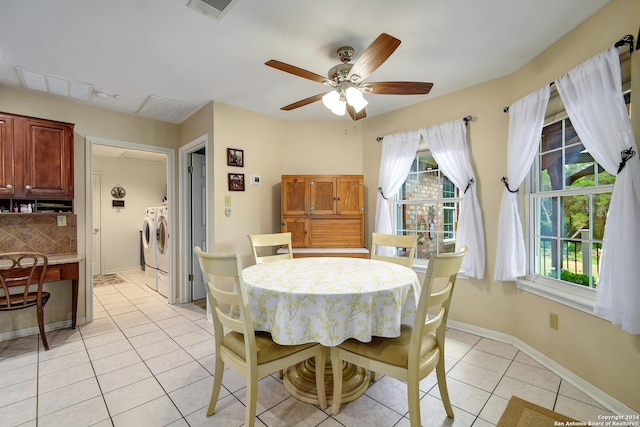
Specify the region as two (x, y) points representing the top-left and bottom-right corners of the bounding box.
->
(187, 0), (240, 21)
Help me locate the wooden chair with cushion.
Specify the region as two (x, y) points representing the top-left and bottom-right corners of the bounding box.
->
(331, 246), (468, 427)
(194, 247), (327, 427)
(0, 252), (50, 350)
(371, 233), (418, 268)
(248, 232), (293, 264)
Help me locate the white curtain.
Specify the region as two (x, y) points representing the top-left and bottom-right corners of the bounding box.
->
(375, 131), (421, 256)
(494, 86), (550, 281)
(555, 48), (640, 334)
(421, 120), (486, 279)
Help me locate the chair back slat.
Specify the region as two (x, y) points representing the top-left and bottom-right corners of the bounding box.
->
(248, 233), (293, 264)
(0, 252), (48, 309)
(371, 233), (417, 268)
(411, 246), (468, 349)
(215, 306), (245, 333)
(194, 247), (257, 359)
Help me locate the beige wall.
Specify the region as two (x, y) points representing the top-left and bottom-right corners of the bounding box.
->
(362, 0), (640, 410)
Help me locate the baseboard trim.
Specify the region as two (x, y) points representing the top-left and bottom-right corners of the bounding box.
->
(0, 317), (86, 342)
(447, 320), (636, 415)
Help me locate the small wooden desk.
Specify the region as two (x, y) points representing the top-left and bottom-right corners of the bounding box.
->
(43, 260), (80, 328)
(2, 255), (82, 328)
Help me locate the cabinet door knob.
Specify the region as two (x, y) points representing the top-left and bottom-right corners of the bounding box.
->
(25, 185), (32, 191)
(6, 184), (12, 189)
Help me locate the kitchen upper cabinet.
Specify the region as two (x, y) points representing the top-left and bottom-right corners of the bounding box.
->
(23, 117), (74, 198)
(0, 114), (15, 197)
(0, 113), (74, 199)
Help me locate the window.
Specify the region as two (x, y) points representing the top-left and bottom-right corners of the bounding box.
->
(527, 91), (630, 291)
(529, 117), (615, 289)
(393, 152), (461, 263)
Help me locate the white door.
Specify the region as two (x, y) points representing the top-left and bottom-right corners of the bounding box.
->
(92, 174), (102, 275)
(191, 152), (207, 300)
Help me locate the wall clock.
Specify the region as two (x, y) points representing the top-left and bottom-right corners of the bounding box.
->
(111, 185), (126, 199)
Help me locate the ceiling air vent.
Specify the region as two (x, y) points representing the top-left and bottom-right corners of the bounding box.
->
(187, 0), (240, 21)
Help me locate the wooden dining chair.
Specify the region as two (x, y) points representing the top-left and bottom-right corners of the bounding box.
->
(0, 252), (50, 350)
(330, 246), (468, 427)
(248, 232), (293, 264)
(371, 233), (418, 268)
(194, 247), (327, 427)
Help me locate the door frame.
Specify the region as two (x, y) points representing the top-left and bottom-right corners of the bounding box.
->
(92, 172), (102, 275)
(85, 136), (176, 322)
(178, 134), (210, 303)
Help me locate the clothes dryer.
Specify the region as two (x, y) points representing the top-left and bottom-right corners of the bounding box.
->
(142, 207), (159, 291)
(156, 205), (171, 298)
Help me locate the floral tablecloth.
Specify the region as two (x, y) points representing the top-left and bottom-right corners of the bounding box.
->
(242, 257), (421, 346)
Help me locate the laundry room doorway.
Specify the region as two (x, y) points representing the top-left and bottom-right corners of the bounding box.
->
(179, 134), (210, 303)
(85, 136), (175, 322)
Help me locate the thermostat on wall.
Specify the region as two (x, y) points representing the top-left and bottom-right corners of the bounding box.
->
(251, 175), (261, 185)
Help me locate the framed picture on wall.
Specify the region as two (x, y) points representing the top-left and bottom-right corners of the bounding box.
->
(227, 148), (244, 167)
(228, 173), (245, 191)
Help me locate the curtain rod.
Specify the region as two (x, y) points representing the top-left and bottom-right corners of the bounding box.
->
(503, 34), (634, 113)
(376, 115), (473, 142)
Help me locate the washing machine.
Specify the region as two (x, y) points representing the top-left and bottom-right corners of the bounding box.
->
(155, 205), (171, 298)
(142, 207), (159, 291)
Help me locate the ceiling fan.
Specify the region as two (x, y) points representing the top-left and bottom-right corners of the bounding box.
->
(265, 33), (433, 121)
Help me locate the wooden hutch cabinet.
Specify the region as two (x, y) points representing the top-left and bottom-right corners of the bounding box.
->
(281, 175), (368, 258)
(0, 112), (74, 213)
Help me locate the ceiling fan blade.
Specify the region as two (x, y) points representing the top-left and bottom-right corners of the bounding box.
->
(281, 93), (327, 110)
(266, 60), (328, 84)
(346, 104), (367, 121)
(363, 81), (433, 95)
(347, 33), (401, 83)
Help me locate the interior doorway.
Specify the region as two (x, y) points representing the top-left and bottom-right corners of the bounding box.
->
(179, 134), (210, 303)
(85, 137), (175, 322)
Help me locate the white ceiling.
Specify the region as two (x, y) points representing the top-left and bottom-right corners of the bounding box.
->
(0, 0), (611, 123)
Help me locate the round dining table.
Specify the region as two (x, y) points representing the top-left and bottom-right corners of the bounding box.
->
(242, 256), (421, 404)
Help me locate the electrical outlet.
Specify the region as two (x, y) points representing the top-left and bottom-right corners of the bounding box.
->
(57, 215), (67, 227)
(549, 312), (559, 330)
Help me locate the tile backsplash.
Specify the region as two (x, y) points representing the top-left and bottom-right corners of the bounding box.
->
(0, 214), (77, 254)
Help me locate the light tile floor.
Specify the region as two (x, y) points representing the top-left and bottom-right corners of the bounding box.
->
(0, 268), (617, 426)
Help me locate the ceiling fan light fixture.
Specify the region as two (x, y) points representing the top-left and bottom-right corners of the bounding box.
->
(345, 87), (368, 113)
(322, 90), (346, 115)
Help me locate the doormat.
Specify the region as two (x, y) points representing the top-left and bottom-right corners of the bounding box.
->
(498, 396), (577, 427)
(93, 274), (126, 286)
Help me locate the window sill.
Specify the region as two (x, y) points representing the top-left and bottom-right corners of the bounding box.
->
(515, 276), (598, 315)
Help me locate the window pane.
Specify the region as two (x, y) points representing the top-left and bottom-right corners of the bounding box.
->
(536, 197), (558, 237)
(400, 173), (420, 200)
(592, 193), (611, 240)
(540, 151), (562, 191)
(561, 194), (589, 238)
(541, 121), (562, 152)
(560, 239), (588, 284)
(536, 237), (558, 279)
(565, 143), (595, 189)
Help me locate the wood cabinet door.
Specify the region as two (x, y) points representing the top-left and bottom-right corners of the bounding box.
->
(23, 119), (74, 198)
(0, 114), (15, 197)
(282, 217), (308, 247)
(309, 177), (336, 214)
(337, 177), (364, 215)
(282, 176), (308, 215)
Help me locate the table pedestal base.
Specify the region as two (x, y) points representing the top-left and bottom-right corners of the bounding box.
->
(284, 357), (370, 405)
